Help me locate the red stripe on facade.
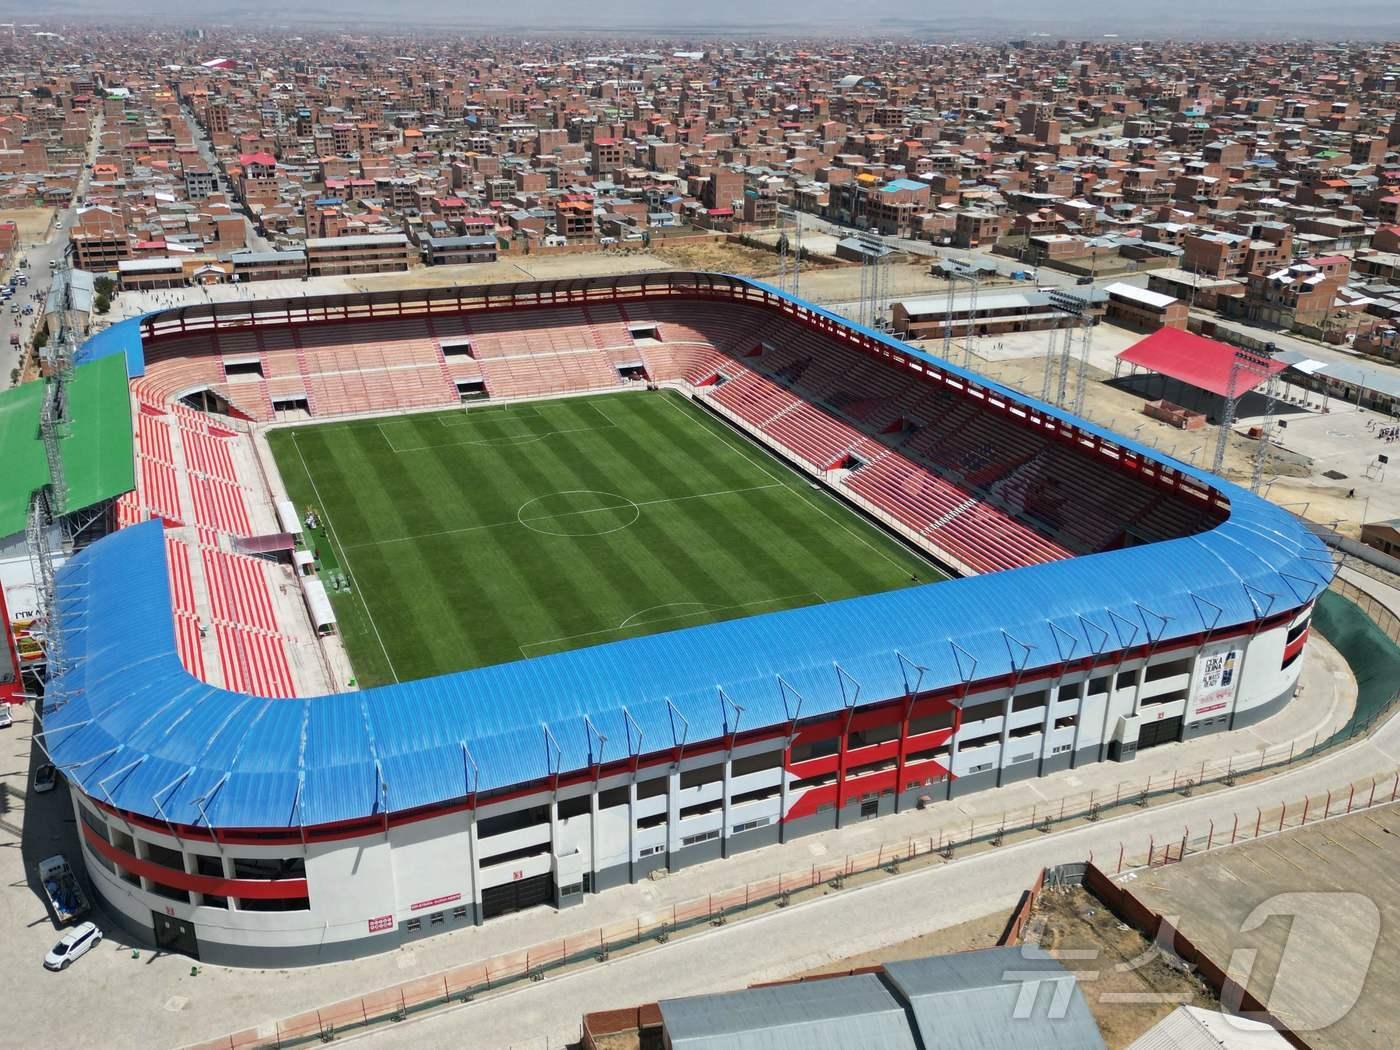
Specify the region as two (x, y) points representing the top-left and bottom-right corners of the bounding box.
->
(83, 605), (1308, 846)
(81, 821), (309, 900)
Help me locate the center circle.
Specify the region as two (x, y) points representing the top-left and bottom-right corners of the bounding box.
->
(516, 489), (641, 537)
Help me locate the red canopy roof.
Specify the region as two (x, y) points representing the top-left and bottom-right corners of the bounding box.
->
(1116, 327), (1287, 399)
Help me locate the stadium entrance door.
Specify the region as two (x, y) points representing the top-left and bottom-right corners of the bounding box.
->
(1137, 714), (1183, 750)
(481, 872), (554, 919)
(152, 911), (200, 959)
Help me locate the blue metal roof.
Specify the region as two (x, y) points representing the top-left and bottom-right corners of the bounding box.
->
(74, 315), (147, 378)
(42, 280), (1334, 832)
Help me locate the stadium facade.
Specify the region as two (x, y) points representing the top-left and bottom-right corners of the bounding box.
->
(26, 272), (1329, 965)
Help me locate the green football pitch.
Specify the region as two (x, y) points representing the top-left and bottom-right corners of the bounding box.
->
(268, 390), (945, 687)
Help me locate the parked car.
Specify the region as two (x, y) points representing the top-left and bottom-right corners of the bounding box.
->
(33, 763), (57, 793)
(23, 304), (33, 314)
(43, 921), (102, 971)
(0, 705), (12, 729)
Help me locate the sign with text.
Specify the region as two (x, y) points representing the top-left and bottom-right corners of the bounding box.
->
(367, 914), (394, 933)
(1192, 642), (1240, 718)
(410, 892), (462, 913)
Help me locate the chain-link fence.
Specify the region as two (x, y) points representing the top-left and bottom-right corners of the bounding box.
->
(189, 579), (1400, 1050)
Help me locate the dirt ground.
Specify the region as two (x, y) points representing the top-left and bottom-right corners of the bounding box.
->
(0, 206), (55, 245)
(1029, 885), (1217, 1049)
(652, 237), (787, 277)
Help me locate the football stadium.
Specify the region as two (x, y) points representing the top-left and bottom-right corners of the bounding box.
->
(2, 271), (1331, 965)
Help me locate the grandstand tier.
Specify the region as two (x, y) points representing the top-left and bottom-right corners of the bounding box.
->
(45, 271), (1329, 967)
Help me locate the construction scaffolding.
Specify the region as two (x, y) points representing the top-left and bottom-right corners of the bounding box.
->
(941, 265), (982, 368)
(856, 230), (891, 331)
(1040, 289), (1096, 412)
(1210, 346), (1282, 484)
(774, 205), (804, 299)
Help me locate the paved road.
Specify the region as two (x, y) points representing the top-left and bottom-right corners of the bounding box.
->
(367, 706), (1400, 1050)
(176, 103), (270, 253)
(0, 118), (101, 387)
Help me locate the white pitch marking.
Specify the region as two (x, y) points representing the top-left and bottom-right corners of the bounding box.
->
(518, 592), (823, 658)
(343, 482), (783, 550)
(290, 433), (400, 683)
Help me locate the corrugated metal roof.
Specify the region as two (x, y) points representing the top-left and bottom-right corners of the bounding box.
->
(1126, 1005), (1291, 1049)
(75, 315), (147, 378)
(42, 278), (1333, 830)
(659, 974), (918, 1050)
(883, 948), (1106, 1049)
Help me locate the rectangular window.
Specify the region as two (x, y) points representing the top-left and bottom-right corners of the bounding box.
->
(1286, 618), (1310, 644)
(148, 881), (190, 904)
(223, 359), (265, 378)
(441, 339), (474, 358)
(679, 763), (723, 789)
(730, 784), (781, 806)
(478, 841), (551, 867)
(144, 841), (186, 873)
(637, 812), (668, 830)
(1011, 690), (1047, 712)
(1115, 671), (1137, 690)
(906, 745), (950, 765)
(638, 844), (665, 858)
(201, 894), (229, 910)
(406, 918), (421, 932)
(195, 854), (224, 878)
(559, 882), (584, 896)
(232, 857), (306, 880)
(681, 829), (720, 847)
(961, 700), (1003, 723)
(732, 817), (771, 834)
(792, 771), (837, 790)
(430, 912), (445, 926)
(790, 735), (839, 763)
(1088, 675), (1109, 696)
(958, 732), (1000, 751)
(239, 896), (311, 912)
(847, 723), (899, 749)
(478, 805), (549, 839)
(731, 750), (781, 777)
(557, 794), (590, 820)
(908, 709), (953, 736)
(679, 798), (723, 820)
(1145, 657), (1192, 682)
(598, 786), (629, 809)
(636, 776), (669, 800)
(1057, 681), (1083, 701)
(1051, 744), (1072, 754)
(79, 806), (110, 844)
(453, 906), (469, 920)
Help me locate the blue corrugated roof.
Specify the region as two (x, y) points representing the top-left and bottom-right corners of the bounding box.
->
(42, 281), (1333, 831)
(74, 315), (147, 378)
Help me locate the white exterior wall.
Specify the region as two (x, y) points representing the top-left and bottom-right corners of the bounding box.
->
(69, 615), (1315, 963)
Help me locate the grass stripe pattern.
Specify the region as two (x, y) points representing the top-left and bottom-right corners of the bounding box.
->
(268, 391), (945, 687)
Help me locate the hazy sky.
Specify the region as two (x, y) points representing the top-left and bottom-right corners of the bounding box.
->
(5, 0), (1400, 37)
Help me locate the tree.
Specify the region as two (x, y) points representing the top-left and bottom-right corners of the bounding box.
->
(93, 275), (115, 298)
(94, 293), (111, 315)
